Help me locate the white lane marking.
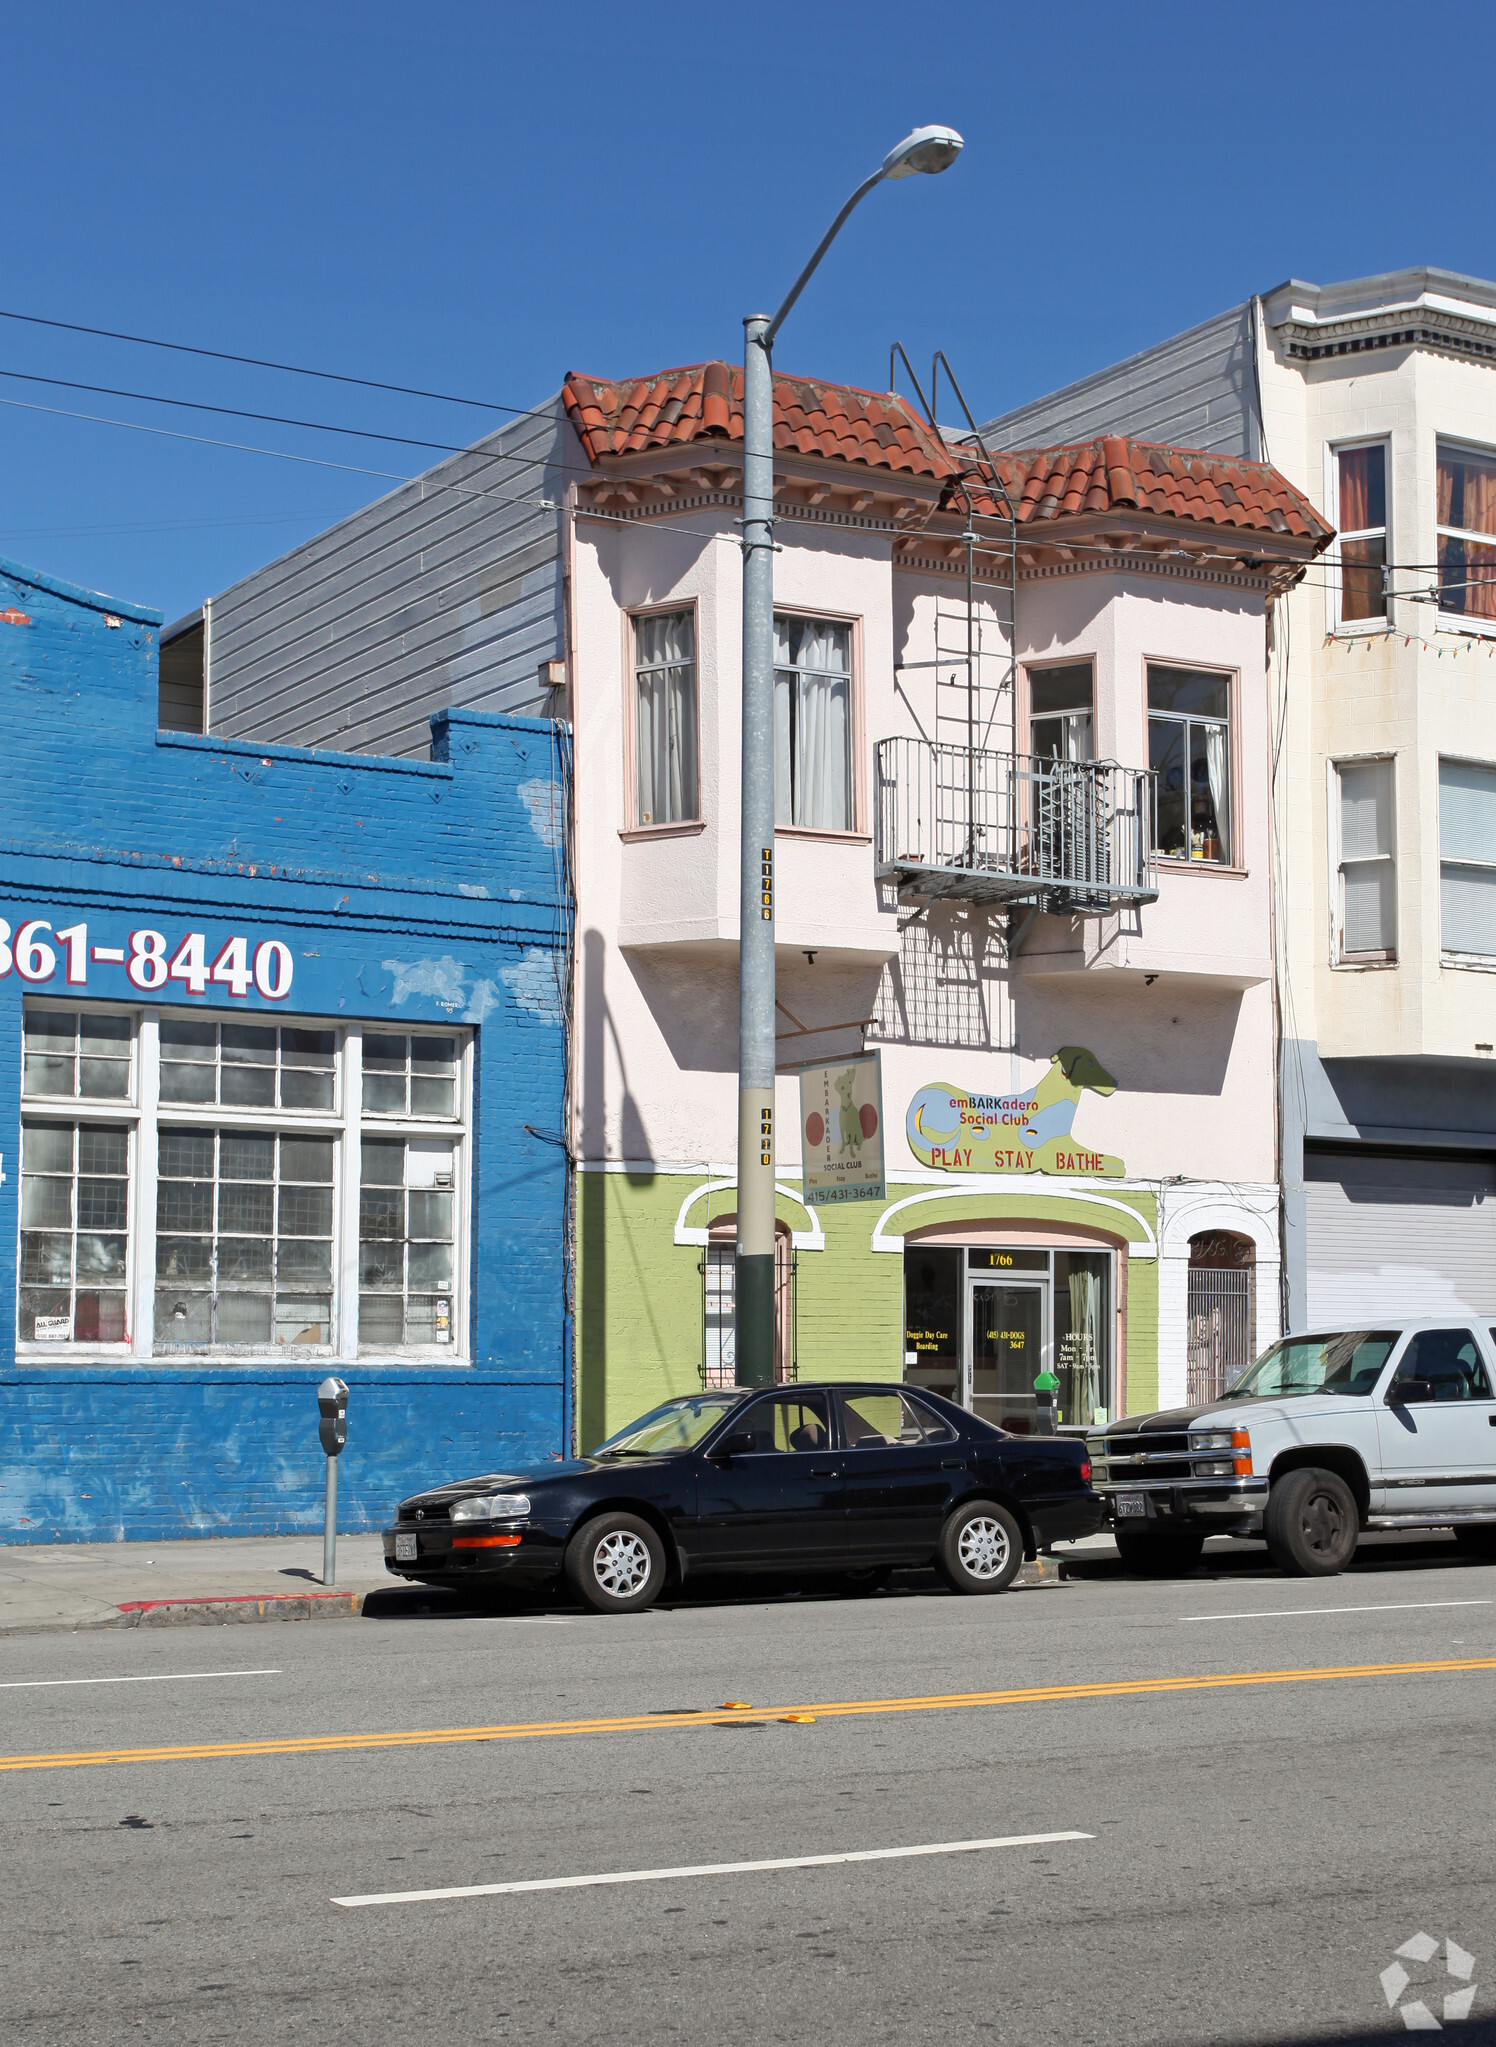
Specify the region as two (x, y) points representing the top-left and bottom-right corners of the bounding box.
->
(1180, 1600), (1492, 1623)
(332, 1830), (1093, 1909)
(0, 1668), (281, 1691)
(500, 1616), (571, 1625)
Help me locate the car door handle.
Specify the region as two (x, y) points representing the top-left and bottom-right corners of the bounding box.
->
(809, 1467), (837, 1477)
(941, 1459), (966, 1470)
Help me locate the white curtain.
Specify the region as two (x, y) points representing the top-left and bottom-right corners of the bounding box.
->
(1068, 1268), (1103, 1425)
(635, 611), (697, 824)
(1204, 721), (1229, 859)
(774, 617), (850, 830)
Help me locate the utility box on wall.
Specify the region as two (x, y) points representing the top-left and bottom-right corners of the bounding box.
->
(0, 554), (573, 1543)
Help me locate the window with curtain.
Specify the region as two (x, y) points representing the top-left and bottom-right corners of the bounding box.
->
(1028, 662), (1094, 762)
(633, 610), (698, 825)
(774, 615), (852, 831)
(1334, 444), (1387, 625)
(1439, 758), (1496, 956)
(1336, 757), (1396, 960)
(1437, 443), (1496, 625)
(1147, 666), (1231, 863)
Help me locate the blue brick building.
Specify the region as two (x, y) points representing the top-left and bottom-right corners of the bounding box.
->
(0, 554), (572, 1543)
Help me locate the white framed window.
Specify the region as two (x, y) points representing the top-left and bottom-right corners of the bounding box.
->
(1328, 441), (1388, 628)
(1027, 661), (1094, 763)
(1437, 441), (1496, 632)
(1333, 756), (1397, 962)
(774, 613), (854, 831)
(632, 608), (698, 825)
(1147, 664), (1232, 864)
(1439, 758), (1496, 959)
(16, 1004), (471, 1360)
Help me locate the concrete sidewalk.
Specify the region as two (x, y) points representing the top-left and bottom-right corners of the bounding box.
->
(0, 1533), (392, 1637)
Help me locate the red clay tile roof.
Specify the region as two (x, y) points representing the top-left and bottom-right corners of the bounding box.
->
(962, 435), (1331, 547)
(563, 364), (1331, 550)
(563, 363), (956, 480)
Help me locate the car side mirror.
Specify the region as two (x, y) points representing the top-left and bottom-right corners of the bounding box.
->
(712, 1431), (756, 1460)
(1387, 1377), (1435, 1407)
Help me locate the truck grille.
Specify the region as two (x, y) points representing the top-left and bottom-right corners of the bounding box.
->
(1092, 1431), (1193, 1483)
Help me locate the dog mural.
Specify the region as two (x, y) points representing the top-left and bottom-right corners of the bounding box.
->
(834, 1067), (863, 1157)
(906, 1046), (1125, 1177)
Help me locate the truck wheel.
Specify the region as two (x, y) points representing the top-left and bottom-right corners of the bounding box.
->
(1114, 1530), (1204, 1576)
(1453, 1526), (1496, 1560)
(564, 1512), (666, 1614)
(1264, 1468), (1358, 1577)
(938, 1501), (1023, 1594)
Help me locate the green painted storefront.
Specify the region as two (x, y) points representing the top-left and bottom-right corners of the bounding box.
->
(576, 1168), (1159, 1450)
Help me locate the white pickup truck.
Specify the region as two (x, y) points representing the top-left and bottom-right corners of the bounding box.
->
(1086, 1319), (1496, 1577)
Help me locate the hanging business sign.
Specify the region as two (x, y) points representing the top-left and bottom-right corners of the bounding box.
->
(906, 1046), (1125, 1177)
(799, 1052), (886, 1206)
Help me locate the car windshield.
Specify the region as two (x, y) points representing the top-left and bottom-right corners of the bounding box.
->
(1229, 1331), (1399, 1400)
(592, 1394), (743, 1457)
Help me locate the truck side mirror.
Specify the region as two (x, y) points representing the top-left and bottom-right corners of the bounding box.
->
(1387, 1376), (1435, 1407)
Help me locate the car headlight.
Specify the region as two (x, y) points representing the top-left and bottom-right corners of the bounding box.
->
(1189, 1430), (1235, 1452)
(450, 1493), (531, 1521)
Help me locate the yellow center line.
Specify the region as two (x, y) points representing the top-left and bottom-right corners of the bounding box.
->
(3, 1657), (1493, 1775)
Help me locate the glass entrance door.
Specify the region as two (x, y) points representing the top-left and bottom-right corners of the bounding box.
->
(968, 1279), (1048, 1433)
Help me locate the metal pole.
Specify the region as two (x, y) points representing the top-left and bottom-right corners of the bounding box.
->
(736, 311), (778, 1389)
(323, 1456), (337, 1587)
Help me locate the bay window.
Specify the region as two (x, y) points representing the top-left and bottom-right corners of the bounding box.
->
(1028, 662), (1094, 763)
(633, 609), (698, 825)
(1439, 757), (1496, 957)
(774, 614), (853, 831)
(16, 1004), (470, 1358)
(1332, 442), (1388, 626)
(1147, 665), (1232, 864)
(1437, 442), (1496, 626)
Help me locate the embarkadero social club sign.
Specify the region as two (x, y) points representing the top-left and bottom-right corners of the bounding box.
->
(906, 1047), (1124, 1178)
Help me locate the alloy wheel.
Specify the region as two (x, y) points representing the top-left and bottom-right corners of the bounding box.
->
(957, 1514), (1010, 1581)
(592, 1530), (653, 1599)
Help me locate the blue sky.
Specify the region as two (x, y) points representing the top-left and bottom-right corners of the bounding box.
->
(3, 0), (1494, 624)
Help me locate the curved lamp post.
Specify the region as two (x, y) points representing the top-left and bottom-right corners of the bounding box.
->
(735, 125), (964, 1387)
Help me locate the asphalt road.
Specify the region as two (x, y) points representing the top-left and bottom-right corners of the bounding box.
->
(5, 1535), (1496, 2046)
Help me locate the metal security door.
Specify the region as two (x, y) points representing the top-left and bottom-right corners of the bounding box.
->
(967, 1278), (1048, 1433)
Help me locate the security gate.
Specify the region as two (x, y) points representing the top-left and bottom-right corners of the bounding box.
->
(1186, 1266), (1254, 1405)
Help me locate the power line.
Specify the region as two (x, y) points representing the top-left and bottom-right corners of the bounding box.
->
(0, 305), (531, 415)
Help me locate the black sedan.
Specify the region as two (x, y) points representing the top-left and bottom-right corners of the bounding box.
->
(382, 1381), (1101, 1613)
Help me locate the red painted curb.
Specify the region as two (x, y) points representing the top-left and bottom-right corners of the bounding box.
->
(118, 1591), (354, 1613)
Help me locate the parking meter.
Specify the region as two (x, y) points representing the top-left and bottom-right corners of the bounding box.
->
(317, 1377), (349, 1586)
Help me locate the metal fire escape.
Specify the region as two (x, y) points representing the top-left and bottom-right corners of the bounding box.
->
(877, 350), (1158, 917)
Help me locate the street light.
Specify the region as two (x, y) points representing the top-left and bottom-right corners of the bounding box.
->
(734, 124), (964, 1388)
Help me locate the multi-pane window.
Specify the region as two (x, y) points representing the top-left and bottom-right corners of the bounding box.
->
(361, 1033), (459, 1117)
(359, 1137), (457, 1350)
(1028, 663), (1094, 763)
(23, 1009), (131, 1100)
(1147, 666), (1231, 864)
(1439, 758), (1496, 957)
(159, 1020), (336, 1109)
(155, 1129), (336, 1349)
(633, 609), (698, 825)
(17, 1005), (470, 1358)
(19, 1121), (130, 1343)
(1437, 442), (1496, 626)
(1333, 443), (1388, 625)
(775, 614), (852, 831)
(1336, 758), (1397, 961)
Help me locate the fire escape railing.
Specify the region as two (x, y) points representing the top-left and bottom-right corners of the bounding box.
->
(875, 738), (1159, 911)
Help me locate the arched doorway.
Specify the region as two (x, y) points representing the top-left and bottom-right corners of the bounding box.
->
(1186, 1231), (1256, 1404)
(703, 1217), (795, 1387)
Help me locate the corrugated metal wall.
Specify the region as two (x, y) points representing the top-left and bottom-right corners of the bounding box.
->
(207, 399), (574, 759)
(976, 302), (1259, 459)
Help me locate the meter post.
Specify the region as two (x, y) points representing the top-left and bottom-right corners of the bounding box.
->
(316, 1376), (349, 1586)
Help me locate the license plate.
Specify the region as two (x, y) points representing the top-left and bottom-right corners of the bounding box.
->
(395, 1532), (418, 1561)
(1114, 1494), (1146, 1519)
